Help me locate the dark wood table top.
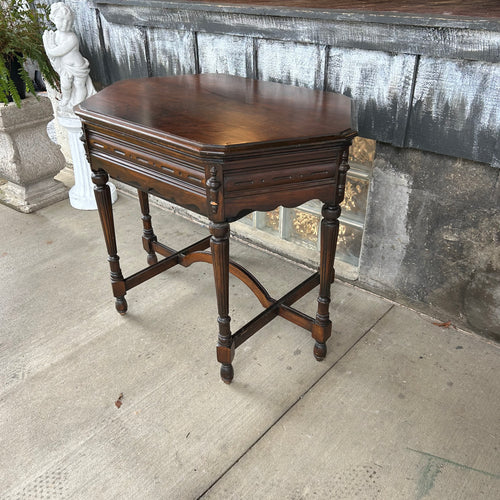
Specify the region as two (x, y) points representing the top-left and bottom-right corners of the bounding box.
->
(77, 74), (355, 155)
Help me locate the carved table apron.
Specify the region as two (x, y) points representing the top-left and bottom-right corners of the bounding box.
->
(75, 74), (357, 384)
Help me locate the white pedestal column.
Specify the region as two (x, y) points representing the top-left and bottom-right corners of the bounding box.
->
(58, 115), (117, 210)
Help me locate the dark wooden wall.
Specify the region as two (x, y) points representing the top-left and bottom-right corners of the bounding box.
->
(66, 0), (500, 168)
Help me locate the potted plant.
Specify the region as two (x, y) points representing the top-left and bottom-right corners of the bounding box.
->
(0, 0), (59, 107)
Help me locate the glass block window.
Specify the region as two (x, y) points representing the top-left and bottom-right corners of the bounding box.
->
(238, 137), (375, 268)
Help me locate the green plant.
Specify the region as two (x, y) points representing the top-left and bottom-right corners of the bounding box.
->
(0, 0), (59, 107)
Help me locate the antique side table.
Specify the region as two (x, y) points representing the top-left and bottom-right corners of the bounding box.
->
(75, 74), (357, 384)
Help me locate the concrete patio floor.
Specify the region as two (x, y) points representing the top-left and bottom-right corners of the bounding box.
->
(1, 191), (499, 499)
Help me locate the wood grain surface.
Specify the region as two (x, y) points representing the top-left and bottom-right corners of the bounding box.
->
(191, 0), (500, 18)
(79, 74), (354, 150)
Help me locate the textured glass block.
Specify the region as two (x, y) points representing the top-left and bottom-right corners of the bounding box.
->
(264, 208), (280, 233)
(349, 136), (376, 167)
(342, 175), (369, 221)
(336, 222), (363, 267)
(290, 209), (320, 247)
(240, 212), (253, 226)
(300, 199), (322, 213)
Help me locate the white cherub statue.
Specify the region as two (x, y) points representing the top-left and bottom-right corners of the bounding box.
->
(43, 2), (95, 114)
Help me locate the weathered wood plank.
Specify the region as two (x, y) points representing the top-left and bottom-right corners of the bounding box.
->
(326, 48), (416, 146)
(96, 1), (500, 30)
(197, 33), (254, 77)
(256, 39), (325, 89)
(146, 0), (500, 19)
(98, 13), (149, 82)
(96, 1), (500, 63)
(67, 1), (499, 166)
(147, 28), (197, 77)
(406, 57), (500, 165)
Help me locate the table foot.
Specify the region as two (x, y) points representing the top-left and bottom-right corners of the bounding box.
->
(115, 296), (128, 315)
(313, 341), (327, 361)
(146, 253), (158, 266)
(220, 363), (234, 384)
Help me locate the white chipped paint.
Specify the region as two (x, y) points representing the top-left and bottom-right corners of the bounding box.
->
(413, 57), (500, 155)
(100, 14), (146, 73)
(197, 33), (252, 77)
(327, 47), (415, 110)
(148, 28), (196, 76)
(256, 39), (325, 89)
(95, 2), (500, 64)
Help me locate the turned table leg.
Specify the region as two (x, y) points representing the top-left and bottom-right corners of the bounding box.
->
(138, 189), (158, 266)
(312, 203), (341, 360)
(92, 169), (127, 315)
(210, 222), (235, 383)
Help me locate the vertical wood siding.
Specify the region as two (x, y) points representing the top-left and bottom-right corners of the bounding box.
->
(61, 1), (499, 166)
(407, 57), (500, 165)
(326, 48), (417, 146)
(147, 29), (197, 77)
(197, 33), (254, 77)
(256, 40), (326, 89)
(99, 16), (149, 82)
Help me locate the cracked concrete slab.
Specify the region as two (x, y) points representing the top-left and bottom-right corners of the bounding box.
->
(201, 307), (500, 499)
(0, 195), (392, 498)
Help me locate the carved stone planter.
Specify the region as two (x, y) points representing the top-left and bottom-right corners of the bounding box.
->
(0, 96), (67, 213)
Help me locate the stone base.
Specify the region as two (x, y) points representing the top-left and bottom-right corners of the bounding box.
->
(0, 177), (68, 214)
(0, 97), (67, 214)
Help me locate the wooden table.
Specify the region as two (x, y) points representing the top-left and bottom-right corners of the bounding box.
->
(75, 74), (356, 384)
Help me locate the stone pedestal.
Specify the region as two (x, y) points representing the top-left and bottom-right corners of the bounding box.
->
(58, 115), (117, 210)
(0, 97), (68, 213)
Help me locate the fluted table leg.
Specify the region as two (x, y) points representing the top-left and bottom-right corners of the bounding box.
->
(312, 203), (341, 360)
(210, 222), (234, 383)
(92, 169), (127, 314)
